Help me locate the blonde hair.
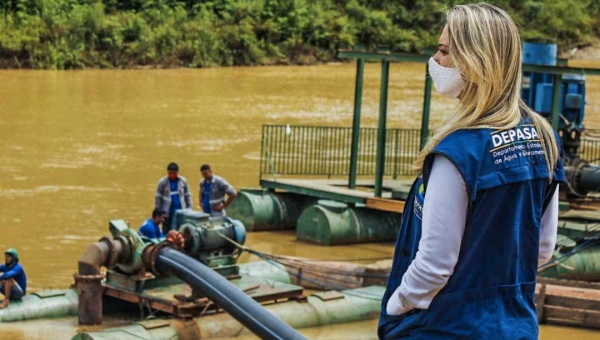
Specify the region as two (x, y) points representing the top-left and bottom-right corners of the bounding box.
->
(414, 3), (559, 178)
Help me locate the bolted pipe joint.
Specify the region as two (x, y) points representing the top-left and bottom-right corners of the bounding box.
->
(73, 274), (105, 325)
(141, 242), (174, 277)
(76, 236), (133, 326)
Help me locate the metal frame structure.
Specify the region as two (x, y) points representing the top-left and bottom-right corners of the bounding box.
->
(338, 49), (600, 198)
(258, 49), (600, 202)
(338, 50), (431, 197)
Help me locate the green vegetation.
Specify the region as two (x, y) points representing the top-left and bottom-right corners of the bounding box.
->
(0, 0), (598, 69)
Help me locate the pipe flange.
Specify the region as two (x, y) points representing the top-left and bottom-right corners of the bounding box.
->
(565, 158), (590, 196)
(99, 236), (119, 268)
(143, 243), (175, 277)
(115, 235), (133, 264)
(73, 274), (105, 283)
(179, 223), (200, 255)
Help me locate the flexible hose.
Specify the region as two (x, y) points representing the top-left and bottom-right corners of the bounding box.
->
(155, 247), (307, 340)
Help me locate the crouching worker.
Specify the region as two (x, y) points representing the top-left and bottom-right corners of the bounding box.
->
(0, 248), (27, 309)
(139, 209), (167, 242)
(139, 209), (185, 249)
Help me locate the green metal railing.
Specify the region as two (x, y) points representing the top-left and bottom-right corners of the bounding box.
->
(260, 125), (600, 180)
(260, 125), (426, 178)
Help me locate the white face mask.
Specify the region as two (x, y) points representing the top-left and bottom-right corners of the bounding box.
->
(428, 57), (466, 99)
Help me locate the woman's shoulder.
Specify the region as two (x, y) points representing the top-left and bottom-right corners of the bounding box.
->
(436, 128), (492, 152)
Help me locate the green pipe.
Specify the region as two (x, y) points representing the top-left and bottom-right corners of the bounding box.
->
(551, 73), (562, 130)
(540, 245), (600, 281)
(374, 60), (390, 198)
(0, 289), (78, 322)
(349, 59), (365, 189)
(238, 260), (390, 290)
(72, 286), (384, 340)
(296, 200), (401, 245)
(239, 261), (293, 285)
(420, 63), (432, 150)
(557, 220), (600, 240)
(227, 190), (317, 231)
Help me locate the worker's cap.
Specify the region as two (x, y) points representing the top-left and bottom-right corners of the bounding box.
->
(5, 248), (19, 263)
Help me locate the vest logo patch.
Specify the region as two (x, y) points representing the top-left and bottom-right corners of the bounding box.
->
(490, 124), (544, 166)
(413, 183), (425, 220)
(492, 125), (539, 149)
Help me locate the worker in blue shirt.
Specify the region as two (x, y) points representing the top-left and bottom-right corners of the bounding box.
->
(155, 162), (192, 234)
(199, 164), (237, 217)
(0, 248), (27, 309)
(139, 209), (167, 242)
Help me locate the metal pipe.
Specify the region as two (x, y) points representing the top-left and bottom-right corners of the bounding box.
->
(420, 63), (432, 150)
(375, 60), (390, 197)
(76, 241), (110, 325)
(72, 286), (384, 340)
(575, 165), (600, 194)
(151, 247), (306, 340)
(77, 241), (110, 276)
(551, 73), (562, 130)
(76, 238), (127, 325)
(349, 59), (365, 189)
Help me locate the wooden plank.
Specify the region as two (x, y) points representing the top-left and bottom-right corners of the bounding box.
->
(278, 179), (376, 198)
(366, 197), (405, 213)
(546, 295), (600, 311)
(546, 317), (589, 328)
(535, 284), (546, 321)
(538, 278), (600, 291)
(544, 306), (600, 329)
(105, 287), (176, 315)
(560, 209), (600, 222)
(544, 283), (600, 300)
(105, 277), (305, 318)
(262, 178), (396, 201)
(261, 179), (367, 204)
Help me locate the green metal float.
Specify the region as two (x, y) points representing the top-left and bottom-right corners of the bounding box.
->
(296, 200), (401, 245)
(540, 247), (600, 281)
(0, 289), (77, 322)
(228, 189), (317, 231)
(72, 286), (384, 340)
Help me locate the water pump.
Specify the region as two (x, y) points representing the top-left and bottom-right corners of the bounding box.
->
(521, 42), (600, 197)
(172, 209), (246, 267)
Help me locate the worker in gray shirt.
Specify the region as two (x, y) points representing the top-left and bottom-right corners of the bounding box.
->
(155, 162), (192, 233)
(199, 164), (237, 217)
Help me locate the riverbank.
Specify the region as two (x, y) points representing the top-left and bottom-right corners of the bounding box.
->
(1, 0), (598, 70)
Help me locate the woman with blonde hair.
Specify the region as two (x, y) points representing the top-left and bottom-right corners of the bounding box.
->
(379, 3), (565, 339)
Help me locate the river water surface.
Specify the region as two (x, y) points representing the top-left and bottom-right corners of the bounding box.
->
(1, 63), (599, 339)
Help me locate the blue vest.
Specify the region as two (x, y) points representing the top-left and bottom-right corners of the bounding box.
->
(379, 120), (565, 339)
(203, 181), (212, 213)
(169, 179), (182, 212)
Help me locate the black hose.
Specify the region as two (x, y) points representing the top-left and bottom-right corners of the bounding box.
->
(155, 247), (307, 340)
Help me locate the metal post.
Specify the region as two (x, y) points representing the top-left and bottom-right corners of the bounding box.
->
(551, 73), (562, 131)
(349, 59), (365, 189)
(375, 60), (390, 198)
(420, 63), (432, 150)
(392, 130), (399, 179)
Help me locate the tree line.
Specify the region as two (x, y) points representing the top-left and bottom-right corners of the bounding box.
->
(0, 0), (598, 69)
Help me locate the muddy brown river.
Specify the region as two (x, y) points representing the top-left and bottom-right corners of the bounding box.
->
(1, 63), (599, 339)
